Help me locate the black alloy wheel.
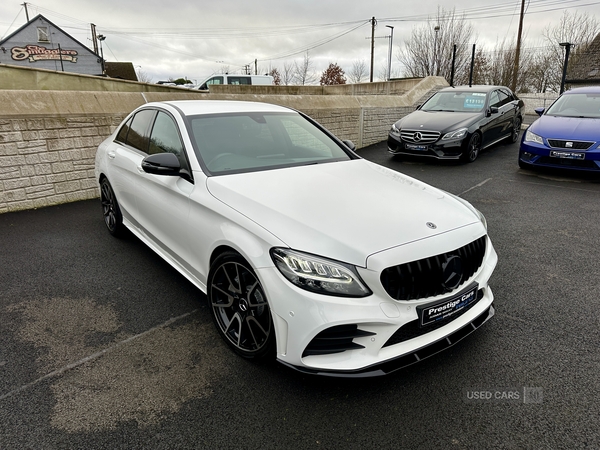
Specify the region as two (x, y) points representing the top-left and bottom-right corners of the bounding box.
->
(510, 117), (522, 143)
(462, 132), (482, 163)
(100, 178), (124, 237)
(208, 252), (274, 359)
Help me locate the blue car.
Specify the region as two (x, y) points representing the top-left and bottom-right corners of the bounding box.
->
(519, 86), (600, 172)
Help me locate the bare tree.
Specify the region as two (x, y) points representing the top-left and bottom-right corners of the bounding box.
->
(348, 59), (368, 83)
(542, 10), (600, 91)
(293, 52), (317, 85)
(136, 68), (153, 83)
(398, 6), (475, 85)
(282, 61), (295, 85)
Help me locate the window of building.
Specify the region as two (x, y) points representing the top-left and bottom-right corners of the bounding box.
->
(37, 27), (49, 42)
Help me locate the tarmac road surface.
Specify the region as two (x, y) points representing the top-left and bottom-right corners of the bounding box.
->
(1, 137), (599, 449)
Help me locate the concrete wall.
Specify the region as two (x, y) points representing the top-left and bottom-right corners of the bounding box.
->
(0, 71), (447, 214)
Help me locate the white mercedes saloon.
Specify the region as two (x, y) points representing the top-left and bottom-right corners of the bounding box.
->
(94, 100), (497, 377)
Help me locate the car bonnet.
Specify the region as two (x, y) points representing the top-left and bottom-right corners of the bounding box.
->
(205, 159), (480, 267)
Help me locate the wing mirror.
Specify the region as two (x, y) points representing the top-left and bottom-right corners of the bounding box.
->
(342, 140), (356, 151)
(534, 107), (545, 117)
(486, 107), (499, 117)
(141, 153), (181, 176)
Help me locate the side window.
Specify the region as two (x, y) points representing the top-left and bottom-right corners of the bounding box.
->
(148, 112), (187, 168)
(115, 116), (132, 143)
(125, 109), (155, 152)
(497, 90), (510, 107)
(489, 91), (502, 109)
(228, 77), (251, 85)
(206, 77), (223, 86)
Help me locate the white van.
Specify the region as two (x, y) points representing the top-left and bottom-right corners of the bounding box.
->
(195, 74), (274, 91)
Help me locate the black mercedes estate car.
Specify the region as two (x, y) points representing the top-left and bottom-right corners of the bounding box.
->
(388, 85), (524, 162)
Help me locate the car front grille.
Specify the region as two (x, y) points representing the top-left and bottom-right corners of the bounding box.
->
(400, 129), (441, 144)
(380, 236), (487, 301)
(547, 139), (594, 150)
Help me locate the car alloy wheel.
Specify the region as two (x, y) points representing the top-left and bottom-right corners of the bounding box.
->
(100, 178), (124, 236)
(208, 252), (274, 359)
(510, 117), (522, 143)
(462, 133), (481, 163)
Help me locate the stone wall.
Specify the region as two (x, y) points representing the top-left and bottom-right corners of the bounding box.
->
(0, 76), (448, 214)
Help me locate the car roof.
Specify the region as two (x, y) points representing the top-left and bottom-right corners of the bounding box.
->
(439, 85), (508, 93)
(148, 100), (293, 116)
(562, 86), (600, 95)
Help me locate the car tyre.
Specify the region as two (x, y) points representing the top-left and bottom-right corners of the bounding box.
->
(510, 117), (522, 143)
(208, 251), (275, 360)
(100, 178), (124, 237)
(461, 132), (481, 163)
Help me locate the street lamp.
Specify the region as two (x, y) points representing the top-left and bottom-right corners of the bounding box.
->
(97, 34), (106, 75)
(386, 25), (394, 81)
(434, 25), (440, 76)
(559, 42), (573, 94)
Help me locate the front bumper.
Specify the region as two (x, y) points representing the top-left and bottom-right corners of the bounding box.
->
(257, 230), (498, 377)
(519, 141), (600, 172)
(387, 134), (465, 160)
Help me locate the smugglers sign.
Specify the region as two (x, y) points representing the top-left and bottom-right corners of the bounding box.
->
(11, 45), (78, 63)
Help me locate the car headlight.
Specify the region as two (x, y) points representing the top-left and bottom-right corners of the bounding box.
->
(442, 128), (468, 140)
(524, 129), (544, 145)
(270, 248), (371, 297)
(390, 123), (400, 136)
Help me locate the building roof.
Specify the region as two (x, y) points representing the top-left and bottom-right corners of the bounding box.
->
(105, 62), (138, 81)
(567, 33), (600, 85)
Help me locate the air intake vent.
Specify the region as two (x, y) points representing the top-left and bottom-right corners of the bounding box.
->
(303, 324), (375, 357)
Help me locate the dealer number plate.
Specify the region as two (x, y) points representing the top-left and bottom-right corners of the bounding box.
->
(405, 143), (428, 151)
(417, 284), (479, 328)
(550, 151), (585, 160)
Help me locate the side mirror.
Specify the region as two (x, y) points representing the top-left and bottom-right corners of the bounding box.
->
(415, 104), (422, 110)
(142, 153), (181, 176)
(534, 107), (545, 117)
(487, 107), (499, 117)
(342, 140), (356, 151)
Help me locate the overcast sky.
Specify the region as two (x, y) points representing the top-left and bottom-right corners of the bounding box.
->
(1, 0), (599, 83)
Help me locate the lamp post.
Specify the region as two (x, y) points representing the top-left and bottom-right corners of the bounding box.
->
(97, 34), (106, 75)
(434, 25), (440, 76)
(559, 42), (572, 94)
(386, 25), (394, 81)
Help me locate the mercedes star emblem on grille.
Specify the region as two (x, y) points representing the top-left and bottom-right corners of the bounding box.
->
(414, 132), (423, 142)
(441, 255), (463, 291)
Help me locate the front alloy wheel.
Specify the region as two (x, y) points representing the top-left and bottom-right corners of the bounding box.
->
(208, 252), (274, 359)
(462, 132), (481, 163)
(100, 178), (124, 236)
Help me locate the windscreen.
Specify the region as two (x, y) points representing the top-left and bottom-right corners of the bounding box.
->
(188, 112), (351, 174)
(545, 93), (600, 118)
(421, 91), (487, 112)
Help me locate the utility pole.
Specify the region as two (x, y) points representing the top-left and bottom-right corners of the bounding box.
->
(22, 2), (29, 22)
(91, 24), (99, 55)
(511, 0), (526, 92)
(559, 42), (573, 94)
(370, 17), (376, 82)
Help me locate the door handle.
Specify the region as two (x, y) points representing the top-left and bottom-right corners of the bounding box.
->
(108, 151), (116, 159)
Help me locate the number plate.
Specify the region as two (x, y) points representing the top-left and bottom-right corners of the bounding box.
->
(417, 284), (479, 328)
(550, 151), (585, 160)
(405, 143), (428, 151)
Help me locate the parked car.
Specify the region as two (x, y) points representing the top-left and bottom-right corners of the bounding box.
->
(95, 100), (498, 377)
(388, 85), (524, 162)
(519, 86), (600, 172)
(194, 74), (274, 91)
